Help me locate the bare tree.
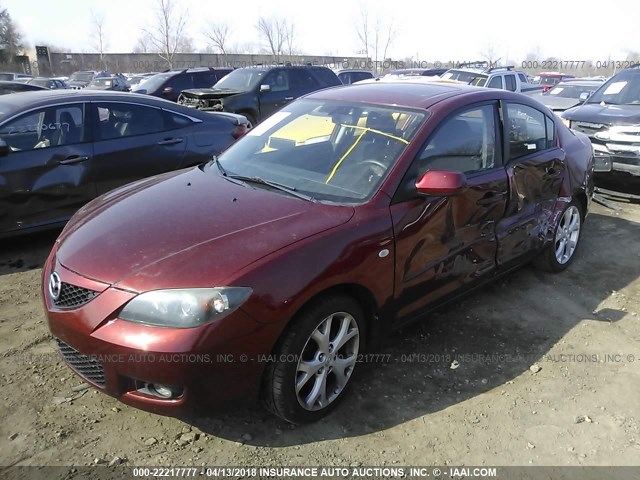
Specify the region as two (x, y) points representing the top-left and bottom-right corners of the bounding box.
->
(355, 9), (369, 59)
(90, 10), (108, 70)
(133, 32), (156, 54)
(354, 7), (396, 74)
(176, 34), (195, 53)
(284, 22), (295, 57)
(204, 22), (231, 55)
(479, 44), (500, 66)
(256, 16), (293, 61)
(142, 0), (188, 69)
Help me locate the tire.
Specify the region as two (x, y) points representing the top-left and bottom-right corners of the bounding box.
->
(533, 199), (583, 273)
(263, 295), (364, 424)
(241, 112), (256, 128)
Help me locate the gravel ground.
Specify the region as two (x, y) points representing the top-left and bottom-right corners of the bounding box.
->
(0, 200), (639, 469)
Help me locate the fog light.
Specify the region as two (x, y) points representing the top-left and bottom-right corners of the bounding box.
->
(136, 381), (184, 399)
(151, 384), (174, 398)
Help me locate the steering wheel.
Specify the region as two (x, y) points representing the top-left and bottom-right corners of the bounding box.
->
(356, 159), (387, 181)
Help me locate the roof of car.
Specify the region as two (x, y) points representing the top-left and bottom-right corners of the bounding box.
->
(0, 90), (212, 119)
(307, 81), (489, 109)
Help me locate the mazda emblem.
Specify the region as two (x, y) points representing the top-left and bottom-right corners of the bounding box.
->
(49, 272), (62, 301)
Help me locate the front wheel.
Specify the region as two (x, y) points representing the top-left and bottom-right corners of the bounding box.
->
(533, 200), (583, 272)
(262, 295), (364, 424)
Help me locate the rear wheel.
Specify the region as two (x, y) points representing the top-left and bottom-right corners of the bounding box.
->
(533, 200), (583, 272)
(263, 295), (364, 424)
(240, 112), (256, 128)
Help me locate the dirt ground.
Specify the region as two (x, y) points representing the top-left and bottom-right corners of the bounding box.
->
(0, 199), (639, 469)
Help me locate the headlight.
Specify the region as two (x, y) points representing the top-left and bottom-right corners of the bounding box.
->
(119, 287), (252, 328)
(560, 116), (571, 128)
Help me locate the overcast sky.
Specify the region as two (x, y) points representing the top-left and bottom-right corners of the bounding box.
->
(4, 0), (640, 62)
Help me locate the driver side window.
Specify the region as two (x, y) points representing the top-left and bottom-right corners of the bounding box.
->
(416, 104), (497, 177)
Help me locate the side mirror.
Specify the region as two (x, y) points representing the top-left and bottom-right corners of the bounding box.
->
(162, 86), (173, 95)
(416, 169), (467, 196)
(579, 91), (591, 102)
(259, 84), (271, 93)
(0, 139), (10, 157)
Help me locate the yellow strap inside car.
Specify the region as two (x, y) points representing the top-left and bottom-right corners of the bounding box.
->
(325, 125), (409, 184)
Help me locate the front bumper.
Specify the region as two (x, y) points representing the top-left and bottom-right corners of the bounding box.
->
(178, 96), (224, 111)
(571, 123), (640, 177)
(42, 253), (279, 417)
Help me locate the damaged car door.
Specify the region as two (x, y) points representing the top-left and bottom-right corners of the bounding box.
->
(496, 102), (565, 266)
(0, 103), (95, 236)
(391, 102), (508, 321)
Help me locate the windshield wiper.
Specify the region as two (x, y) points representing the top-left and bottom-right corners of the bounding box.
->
(226, 174), (316, 202)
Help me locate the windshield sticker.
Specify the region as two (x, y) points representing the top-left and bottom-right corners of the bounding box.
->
(602, 81), (627, 96)
(247, 111), (291, 136)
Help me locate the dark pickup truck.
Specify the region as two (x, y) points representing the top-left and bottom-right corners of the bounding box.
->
(561, 65), (640, 184)
(177, 65), (341, 125)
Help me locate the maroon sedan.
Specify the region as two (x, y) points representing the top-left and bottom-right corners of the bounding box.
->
(43, 82), (594, 424)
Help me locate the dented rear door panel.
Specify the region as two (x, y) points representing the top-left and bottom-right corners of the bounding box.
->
(497, 149), (566, 267)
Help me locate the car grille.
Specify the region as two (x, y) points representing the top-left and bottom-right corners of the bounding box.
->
(56, 338), (106, 388)
(572, 121), (608, 137)
(54, 283), (99, 309)
(180, 96), (200, 106)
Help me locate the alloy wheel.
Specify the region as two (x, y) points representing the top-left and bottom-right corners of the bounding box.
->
(555, 205), (581, 265)
(295, 312), (360, 411)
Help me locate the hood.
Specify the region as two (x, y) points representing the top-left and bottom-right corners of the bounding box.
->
(533, 94), (581, 112)
(180, 88), (245, 99)
(56, 167), (354, 292)
(563, 103), (640, 125)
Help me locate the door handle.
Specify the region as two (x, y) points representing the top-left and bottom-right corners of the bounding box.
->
(476, 191), (505, 206)
(157, 138), (183, 146)
(284, 97), (294, 101)
(58, 155), (89, 165)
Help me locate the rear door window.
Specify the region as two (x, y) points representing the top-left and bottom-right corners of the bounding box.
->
(505, 103), (548, 160)
(505, 74), (517, 91)
(94, 102), (170, 140)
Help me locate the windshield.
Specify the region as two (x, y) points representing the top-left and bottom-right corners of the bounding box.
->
(214, 69), (266, 91)
(441, 70), (482, 83)
(212, 99), (427, 204)
(469, 74), (488, 87)
(587, 70), (640, 105)
(70, 72), (94, 82)
(134, 73), (171, 91)
(0, 73), (14, 81)
(541, 76), (562, 86)
(548, 83), (597, 98)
